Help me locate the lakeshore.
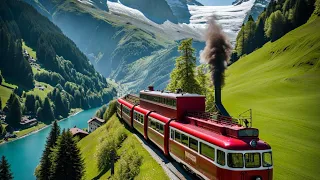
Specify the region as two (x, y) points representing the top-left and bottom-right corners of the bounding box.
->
(0, 108), (83, 145)
(0, 106), (100, 180)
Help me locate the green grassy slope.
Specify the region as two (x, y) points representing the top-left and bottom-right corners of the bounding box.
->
(223, 18), (320, 180)
(78, 115), (169, 180)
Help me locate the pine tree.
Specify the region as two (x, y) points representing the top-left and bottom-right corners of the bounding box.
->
(25, 94), (35, 113)
(292, 0), (310, 28)
(0, 156), (13, 180)
(265, 10), (286, 41)
(235, 24), (246, 57)
(244, 15), (257, 53)
(255, 12), (267, 48)
(5, 94), (21, 128)
(41, 97), (54, 123)
(54, 92), (68, 118)
(36, 121), (60, 180)
(50, 130), (84, 180)
(4, 93), (15, 113)
(167, 39), (201, 93)
(196, 65), (208, 95)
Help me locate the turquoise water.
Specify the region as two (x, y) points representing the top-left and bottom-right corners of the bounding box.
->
(0, 107), (100, 180)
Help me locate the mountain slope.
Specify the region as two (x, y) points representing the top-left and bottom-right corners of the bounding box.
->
(222, 17), (320, 179)
(23, 0), (266, 93)
(0, 0), (115, 114)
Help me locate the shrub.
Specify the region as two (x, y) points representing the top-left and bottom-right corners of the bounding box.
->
(103, 100), (117, 121)
(112, 148), (142, 180)
(96, 138), (117, 171)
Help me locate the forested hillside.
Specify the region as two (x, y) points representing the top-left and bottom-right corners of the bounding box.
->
(232, 0), (315, 62)
(0, 0), (115, 128)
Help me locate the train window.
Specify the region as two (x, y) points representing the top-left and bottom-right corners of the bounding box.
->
(189, 137), (198, 152)
(151, 120), (156, 129)
(155, 122), (160, 131)
(123, 107), (130, 115)
(228, 153), (244, 168)
(200, 143), (215, 161)
(245, 153), (261, 168)
(217, 150), (226, 166)
(170, 129), (174, 139)
(181, 133), (188, 146)
(175, 131), (181, 143)
(262, 152), (272, 167)
(159, 124), (164, 134)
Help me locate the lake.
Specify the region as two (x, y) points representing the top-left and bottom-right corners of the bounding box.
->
(0, 107), (100, 180)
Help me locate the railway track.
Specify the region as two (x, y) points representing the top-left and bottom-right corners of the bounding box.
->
(133, 132), (202, 180)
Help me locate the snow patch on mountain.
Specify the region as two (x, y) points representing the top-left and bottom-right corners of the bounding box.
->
(77, 0), (255, 44)
(188, 0), (255, 43)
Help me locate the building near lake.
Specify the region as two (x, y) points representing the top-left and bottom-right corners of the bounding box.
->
(20, 117), (37, 128)
(87, 117), (105, 133)
(70, 128), (89, 139)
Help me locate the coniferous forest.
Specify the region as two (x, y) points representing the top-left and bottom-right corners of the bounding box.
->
(232, 0), (316, 63)
(0, 0), (116, 130)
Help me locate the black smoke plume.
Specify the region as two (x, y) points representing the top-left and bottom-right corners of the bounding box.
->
(200, 17), (232, 87)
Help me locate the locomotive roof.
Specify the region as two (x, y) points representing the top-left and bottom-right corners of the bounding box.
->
(140, 90), (205, 98)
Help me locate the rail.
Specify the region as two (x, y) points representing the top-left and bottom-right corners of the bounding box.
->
(124, 94), (140, 105)
(187, 110), (252, 128)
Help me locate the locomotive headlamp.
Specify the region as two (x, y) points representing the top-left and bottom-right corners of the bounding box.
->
(250, 140), (257, 148)
(255, 176), (262, 180)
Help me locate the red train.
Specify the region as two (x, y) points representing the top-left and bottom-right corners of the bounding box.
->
(117, 86), (273, 180)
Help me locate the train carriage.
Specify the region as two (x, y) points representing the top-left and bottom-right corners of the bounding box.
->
(132, 106), (149, 139)
(117, 86), (273, 180)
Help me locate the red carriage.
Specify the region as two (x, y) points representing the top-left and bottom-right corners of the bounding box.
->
(117, 87), (273, 180)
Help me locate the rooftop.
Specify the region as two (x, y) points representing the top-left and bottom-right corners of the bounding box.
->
(20, 118), (37, 125)
(140, 90), (205, 98)
(70, 128), (89, 136)
(87, 117), (105, 124)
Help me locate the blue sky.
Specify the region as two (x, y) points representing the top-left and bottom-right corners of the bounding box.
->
(197, 0), (235, 6)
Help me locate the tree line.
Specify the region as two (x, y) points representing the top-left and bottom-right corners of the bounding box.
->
(0, 0), (116, 130)
(232, 0), (316, 63)
(35, 121), (84, 180)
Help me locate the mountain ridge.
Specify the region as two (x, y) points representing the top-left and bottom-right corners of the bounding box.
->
(22, 0), (267, 93)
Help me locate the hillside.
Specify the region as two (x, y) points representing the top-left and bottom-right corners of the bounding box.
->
(0, 0), (116, 122)
(78, 114), (169, 179)
(22, 0), (267, 93)
(222, 17), (320, 179)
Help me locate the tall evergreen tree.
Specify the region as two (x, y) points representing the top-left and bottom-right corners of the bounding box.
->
(5, 94), (21, 128)
(265, 10), (286, 41)
(292, 0), (312, 28)
(0, 156), (13, 180)
(36, 121), (60, 180)
(244, 15), (257, 53)
(41, 97), (55, 123)
(25, 94), (35, 113)
(54, 92), (68, 118)
(167, 38), (201, 93)
(255, 12), (267, 48)
(4, 93), (15, 113)
(50, 130), (84, 180)
(196, 65), (208, 95)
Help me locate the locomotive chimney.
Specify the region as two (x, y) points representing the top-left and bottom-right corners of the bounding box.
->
(200, 17), (232, 117)
(148, 86), (154, 91)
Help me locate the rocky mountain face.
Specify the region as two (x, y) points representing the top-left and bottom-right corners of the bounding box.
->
(23, 0), (266, 93)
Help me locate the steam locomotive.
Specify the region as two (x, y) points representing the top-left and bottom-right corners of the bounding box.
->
(117, 86), (273, 180)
